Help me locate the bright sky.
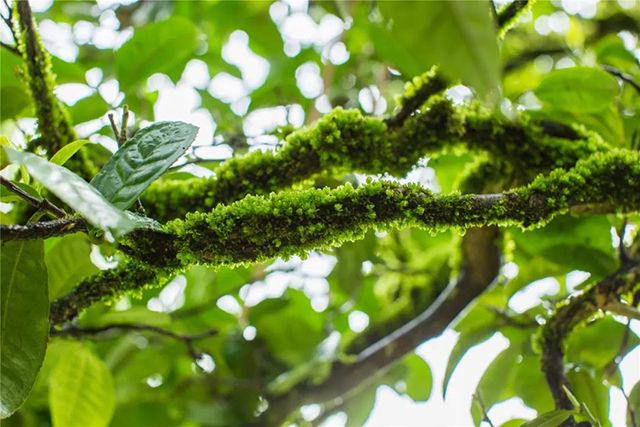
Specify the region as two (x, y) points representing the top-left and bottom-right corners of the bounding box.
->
(2, 0), (639, 425)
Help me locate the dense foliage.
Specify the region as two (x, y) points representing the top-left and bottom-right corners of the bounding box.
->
(1, 1), (639, 426)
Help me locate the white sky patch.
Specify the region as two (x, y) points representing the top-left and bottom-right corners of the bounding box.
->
(244, 106), (288, 137)
(243, 326), (257, 341)
(216, 295), (243, 317)
(98, 79), (122, 105)
(147, 275), (187, 313)
(222, 31), (270, 90)
(181, 59), (211, 90)
(358, 86), (387, 116)
(208, 72), (248, 103)
(195, 353), (216, 373)
(509, 277), (560, 314)
(55, 84), (94, 105)
(39, 20), (78, 61)
(348, 311), (370, 333)
(565, 270), (591, 292)
(296, 62), (324, 99)
(488, 398), (537, 425)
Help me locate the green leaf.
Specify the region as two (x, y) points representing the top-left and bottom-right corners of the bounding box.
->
(443, 303), (497, 396)
(68, 95), (109, 124)
(566, 317), (640, 370)
(534, 67), (620, 114)
(328, 231), (376, 296)
(519, 410), (574, 427)
(0, 136), (10, 169)
(628, 381), (640, 427)
(50, 140), (91, 167)
(45, 234), (99, 301)
(0, 240), (49, 418)
(115, 17), (198, 91)
(401, 353), (432, 402)
(1, 50), (31, 121)
(90, 121), (199, 210)
(379, 1), (500, 99)
(4, 147), (137, 241)
(566, 366), (610, 426)
(49, 342), (115, 427)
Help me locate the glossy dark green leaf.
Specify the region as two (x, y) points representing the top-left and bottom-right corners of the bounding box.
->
(534, 67), (619, 114)
(45, 234), (99, 301)
(3, 147), (137, 241)
(519, 410), (574, 427)
(115, 17), (198, 91)
(90, 121), (198, 210)
(0, 240), (49, 419)
(379, 1), (500, 99)
(49, 342), (115, 427)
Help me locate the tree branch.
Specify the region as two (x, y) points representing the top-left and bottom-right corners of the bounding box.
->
(601, 65), (640, 95)
(541, 260), (640, 425)
(53, 323), (218, 362)
(0, 40), (19, 55)
(0, 216), (86, 240)
(262, 226), (501, 423)
(0, 175), (66, 218)
(142, 94), (608, 223)
(496, 0), (533, 38)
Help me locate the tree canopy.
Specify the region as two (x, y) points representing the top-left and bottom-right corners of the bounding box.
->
(1, 1), (639, 426)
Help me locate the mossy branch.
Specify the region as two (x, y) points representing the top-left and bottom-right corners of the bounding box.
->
(47, 149), (640, 324)
(142, 94), (607, 223)
(496, 0), (535, 38)
(14, 0), (95, 179)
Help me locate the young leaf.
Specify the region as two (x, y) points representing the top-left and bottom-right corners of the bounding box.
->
(519, 410), (575, 427)
(0, 240), (49, 419)
(534, 67), (620, 114)
(90, 121), (199, 210)
(379, 1), (500, 100)
(49, 140), (90, 166)
(3, 147), (137, 241)
(401, 353), (433, 402)
(115, 17), (198, 90)
(49, 342), (116, 427)
(0, 136), (11, 170)
(45, 234), (99, 301)
(628, 381), (640, 427)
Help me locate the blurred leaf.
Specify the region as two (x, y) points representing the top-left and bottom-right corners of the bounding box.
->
(0, 181), (41, 203)
(0, 240), (49, 419)
(49, 342), (115, 427)
(566, 366), (610, 427)
(534, 67), (619, 114)
(90, 121), (198, 210)
(429, 154), (473, 193)
(68, 95), (109, 124)
(251, 289), (325, 367)
(536, 104), (625, 146)
(628, 381), (640, 427)
(115, 17), (198, 91)
(50, 56), (86, 84)
(379, 1), (500, 99)
(519, 410), (574, 427)
(81, 307), (171, 328)
(3, 147), (137, 241)
(566, 317), (640, 370)
(50, 140), (90, 166)
(443, 302), (497, 396)
(401, 353), (432, 402)
(343, 386), (377, 426)
(510, 215), (617, 278)
(46, 234), (98, 301)
(329, 231), (376, 295)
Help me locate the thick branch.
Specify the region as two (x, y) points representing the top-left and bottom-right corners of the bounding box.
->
(0, 217), (86, 240)
(47, 149), (640, 324)
(385, 67), (447, 127)
(496, 0), (534, 38)
(263, 226), (501, 423)
(15, 0), (95, 179)
(142, 94), (607, 222)
(541, 261), (640, 424)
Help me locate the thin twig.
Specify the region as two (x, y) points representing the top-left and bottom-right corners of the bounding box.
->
(623, 387), (639, 427)
(108, 113), (120, 142)
(53, 323), (218, 362)
(0, 41), (19, 55)
(605, 300), (640, 320)
(0, 175), (66, 218)
(601, 65), (640, 95)
(118, 104), (129, 146)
